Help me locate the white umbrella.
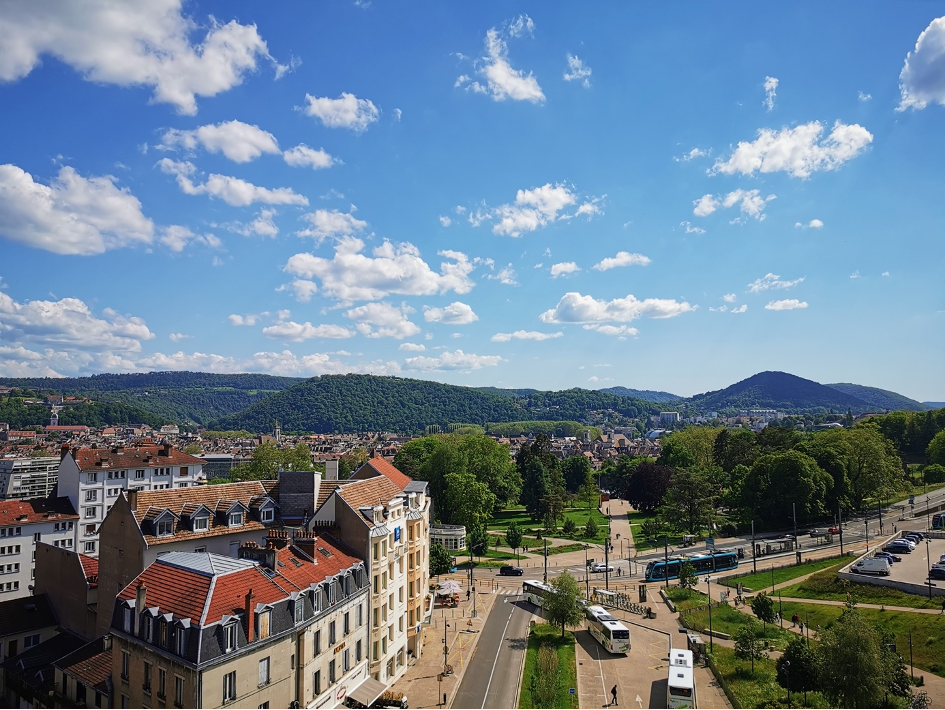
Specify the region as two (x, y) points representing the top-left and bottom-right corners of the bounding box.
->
(437, 580), (461, 594)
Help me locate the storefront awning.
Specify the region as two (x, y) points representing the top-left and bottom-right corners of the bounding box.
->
(348, 677), (388, 707)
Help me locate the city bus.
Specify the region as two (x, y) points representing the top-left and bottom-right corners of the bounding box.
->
(522, 580), (555, 607)
(667, 648), (696, 708)
(584, 605), (630, 654)
(644, 550), (739, 582)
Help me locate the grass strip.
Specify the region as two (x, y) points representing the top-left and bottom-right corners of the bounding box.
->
(518, 623), (578, 709)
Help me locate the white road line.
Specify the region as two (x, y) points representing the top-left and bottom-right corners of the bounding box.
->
(481, 610), (514, 709)
(595, 635), (607, 700)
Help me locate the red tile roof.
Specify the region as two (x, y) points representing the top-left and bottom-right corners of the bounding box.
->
(77, 552), (99, 588)
(0, 497), (77, 525)
(55, 637), (112, 693)
(117, 562), (214, 623)
(334, 476), (404, 517)
(355, 456), (412, 490)
(71, 445), (204, 471)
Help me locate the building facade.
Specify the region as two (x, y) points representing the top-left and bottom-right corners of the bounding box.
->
(0, 458), (60, 501)
(0, 498), (78, 600)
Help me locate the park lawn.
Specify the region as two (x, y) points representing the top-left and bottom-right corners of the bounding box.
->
(491, 506), (612, 544)
(665, 586), (710, 612)
(720, 557), (850, 591)
(777, 601), (945, 678)
(708, 645), (832, 709)
(519, 623), (578, 709)
(779, 566), (941, 610)
(682, 603), (795, 651)
(544, 543), (587, 556)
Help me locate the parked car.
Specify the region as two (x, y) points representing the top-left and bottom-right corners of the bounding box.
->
(892, 538), (917, 549)
(930, 567), (945, 581)
(873, 552), (898, 564)
(852, 557), (891, 576)
(828, 526), (842, 535)
(901, 533), (923, 543)
(498, 566), (524, 576)
(591, 562), (615, 573)
(884, 542), (913, 554)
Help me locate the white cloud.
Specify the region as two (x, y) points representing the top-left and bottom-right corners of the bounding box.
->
(763, 76), (779, 111)
(474, 183), (601, 237)
(765, 299), (808, 311)
(694, 189), (775, 221)
(262, 320), (354, 342)
(858, 91), (872, 102)
(282, 279), (318, 303)
(794, 219), (824, 229)
(680, 221), (706, 234)
(297, 208), (368, 242)
(550, 262), (581, 278)
(439, 216), (452, 227)
(302, 92), (379, 132)
(282, 144), (337, 170)
(582, 324), (639, 337)
(284, 237), (476, 303)
(491, 330), (563, 342)
(882, 271), (890, 277)
(0, 164), (153, 255)
(456, 16), (544, 103)
(692, 194), (719, 217)
(747, 273), (805, 292)
(403, 349), (502, 371)
(487, 264), (518, 286)
(540, 292), (695, 324)
(563, 54), (592, 87)
(592, 251), (651, 271)
(722, 294), (737, 303)
(233, 208), (279, 238)
(850, 270), (861, 279)
(399, 342), (425, 352)
(159, 120), (279, 163)
(675, 148), (709, 162)
(344, 302), (420, 339)
(159, 225), (221, 252)
(0, 0), (278, 115)
(168, 332), (191, 342)
(898, 17), (945, 111)
(709, 305), (728, 313)
(423, 302), (479, 325)
(712, 121), (873, 179)
(393, 108), (402, 121)
(158, 158), (307, 206)
(731, 304), (748, 313)
(228, 314), (261, 326)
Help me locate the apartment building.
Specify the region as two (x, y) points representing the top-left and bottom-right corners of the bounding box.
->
(0, 498), (78, 600)
(0, 458), (60, 501)
(56, 444), (205, 557)
(95, 481), (282, 637)
(108, 534), (372, 709)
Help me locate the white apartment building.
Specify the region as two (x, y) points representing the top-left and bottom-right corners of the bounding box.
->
(56, 444), (204, 557)
(0, 498), (78, 599)
(0, 457), (60, 501)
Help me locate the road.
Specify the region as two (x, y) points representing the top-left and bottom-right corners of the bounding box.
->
(452, 595), (532, 709)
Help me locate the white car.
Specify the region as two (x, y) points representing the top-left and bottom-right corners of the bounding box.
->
(591, 563), (615, 573)
(893, 538), (917, 549)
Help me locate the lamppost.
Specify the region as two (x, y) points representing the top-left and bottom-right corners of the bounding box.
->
(784, 659), (791, 708)
(927, 536), (933, 600)
(584, 544), (590, 600)
(706, 575), (714, 652)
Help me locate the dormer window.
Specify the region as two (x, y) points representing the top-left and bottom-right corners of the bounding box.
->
(156, 519), (173, 537)
(294, 599), (304, 623)
(260, 508), (274, 523)
(193, 516), (208, 532)
(228, 512), (243, 527)
(223, 622), (237, 652)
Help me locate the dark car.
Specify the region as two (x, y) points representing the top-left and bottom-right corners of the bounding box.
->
(874, 552), (900, 564)
(930, 567), (945, 581)
(498, 566), (524, 576)
(884, 543), (913, 554)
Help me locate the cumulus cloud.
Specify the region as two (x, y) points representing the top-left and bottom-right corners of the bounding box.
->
(228, 314), (261, 326)
(679, 221), (706, 235)
(858, 91), (872, 102)
(747, 273), (805, 292)
(539, 292), (695, 324)
(898, 17), (945, 111)
(794, 219), (824, 229)
(692, 194), (719, 217)
(550, 262), (581, 278)
(168, 332), (190, 342)
(471, 183), (601, 237)
(284, 237), (477, 303)
(403, 349), (502, 371)
(765, 299), (808, 310)
(297, 208), (367, 242)
(158, 158), (307, 206)
(712, 121), (873, 179)
(455, 15), (544, 103)
(882, 271), (890, 277)
(282, 279), (318, 303)
(722, 294), (737, 303)
(675, 148), (709, 162)
(262, 320), (354, 342)
(0, 0), (279, 115)
(0, 164), (153, 255)
(344, 302), (420, 339)
(563, 54), (592, 87)
(731, 305), (748, 313)
(850, 270), (861, 279)
(491, 330), (563, 342)
(423, 302), (478, 325)
(159, 120), (279, 163)
(593, 251), (651, 271)
(487, 264), (518, 286)
(232, 208), (279, 238)
(159, 225), (221, 252)
(302, 92), (379, 131)
(282, 144), (337, 170)
(399, 342), (425, 352)
(439, 216), (452, 227)
(763, 76), (779, 111)
(581, 324), (639, 337)
(693, 189), (776, 221)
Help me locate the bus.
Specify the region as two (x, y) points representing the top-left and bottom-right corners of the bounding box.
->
(667, 648), (696, 708)
(522, 580), (555, 607)
(644, 550), (739, 582)
(584, 605), (630, 654)
(933, 514), (944, 530)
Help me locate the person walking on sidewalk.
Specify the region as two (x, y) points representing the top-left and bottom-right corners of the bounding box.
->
(611, 685), (618, 705)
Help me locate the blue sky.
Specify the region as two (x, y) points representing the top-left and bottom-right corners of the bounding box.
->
(0, 1), (943, 401)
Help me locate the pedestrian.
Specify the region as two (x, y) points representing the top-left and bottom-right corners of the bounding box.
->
(798, 620), (804, 633)
(466, 589), (470, 601)
(940, 598), (945, 615)
(611, 684), (618, 706)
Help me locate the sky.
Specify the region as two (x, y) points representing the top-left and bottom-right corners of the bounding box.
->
(0, 2), (944, 402)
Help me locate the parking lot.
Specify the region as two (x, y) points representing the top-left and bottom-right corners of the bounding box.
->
(851, 532), (945, 594)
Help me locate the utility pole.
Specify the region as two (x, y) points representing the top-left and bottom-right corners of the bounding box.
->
(751, 519), (757, 574)
(879, 499), (884, 535)
(663, 535), (670, 589)
(865, 518), (869, 552)
(838, 502), (844, 556)
(605, 536), (610, 591)
(793, 502), (801, 565)
(584, 545), (589, 600)
(543, 538), (548, 583)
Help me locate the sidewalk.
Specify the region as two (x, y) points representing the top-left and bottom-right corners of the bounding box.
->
(387, 573), (501, 709)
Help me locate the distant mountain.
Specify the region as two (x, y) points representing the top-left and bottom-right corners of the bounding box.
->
(686, 371), (874, 414)
(925, 402), (945, 409)
(472, 387), (539, 398)
(599, 386), (681, 403)
(826, 383), (929, 412)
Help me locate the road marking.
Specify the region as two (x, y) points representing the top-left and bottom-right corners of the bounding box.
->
(636, 694), (643, 708)
(595, 636), (607, 699)
(481, 610), (514, 709)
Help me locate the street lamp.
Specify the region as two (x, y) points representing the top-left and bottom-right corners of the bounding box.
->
(706, 576), (714, 653)
(927, 537), (933, 600)
(584, 544), (590, 600)
(784, 659), (791, 708)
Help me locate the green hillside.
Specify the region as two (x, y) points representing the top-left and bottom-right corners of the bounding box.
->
(599, 386), (681, 403)
(686, 371), (874, 414)
(826, 383), (929, 412)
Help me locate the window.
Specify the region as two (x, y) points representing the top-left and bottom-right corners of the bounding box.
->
(108, 487), (121, 497)
(85, 524), (96, 536)
(143, 614), (153, 642)
(343, 648), (350, 672)
(329, 620), (336, 645)
(135, 469), (145, 479)
(193, 516), (208, 532)
(87, 472), (98, 483)
(259, 703), (270, 709)
(23, 633), (40, 649)
(294, 599), (304, 623)
(313, 670), (321, 696)
(84, 507), (96, 519)
(222, 671), (236, 703)
(174, 677), (184, 707)
(123, 607), (132, 633)
(258, 657), (270, 686)
(373, 608), (379, 628)
(223, 623), (237, 651)
(174, 626), (186, 656)
(33, 532), (41, 542)
(228, 512), (243, 527)
(328, 659), (336, 685)
(260, 508), (274, 523)
(85, 490), (97, 501)
(121, 651), (130, 680)
(85, 541), (96, 553)
(373, 641), (378, 661)
(258, 610), (270, 639)
(180, 466), (188, 477)
(143, 661), (152, 692)
(344, 612), (350, 635)
(356, 640), (362, 662)
(357, 603), (363, 627)
(156, 519), (174, 536)
(158, 669), (166, 698)
(194, 546), (206, 553)
(313, 629), (321, 655)
(373, 575), (379, 594)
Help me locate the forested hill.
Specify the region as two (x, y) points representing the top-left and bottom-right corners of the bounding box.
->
(826, 383), (929, 412)
(212, 375), (659, 433)
(0, 372), (303, 392)
(686, 371), (875, 414)
(599, 386), (681, 403)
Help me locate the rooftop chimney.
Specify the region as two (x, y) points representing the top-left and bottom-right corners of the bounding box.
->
(324, 460), (339, 481)
(135, 581), (147, 617)
(59, 444), (70, 462)
(292, 530), (319, 561)
(244, 589), (255, 644)
(127, 489), (138, 511)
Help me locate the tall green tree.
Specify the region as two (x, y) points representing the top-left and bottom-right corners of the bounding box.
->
(430, 542), (454, 577)
(521, 459), (551, 522)
(713, 429), (760, 472)
(505, 521), (524, 561)
(659, 468), (714, 534)
(749, 592), (776, 632)
(928, 430), (945, 466)
(667, 427), (720, 468)
(814, 609), (887, 708)
(733, 620), (766, 674)
(776, 637), (818, 702)
(625, 463), (672, 514)
(817, 425), (903, 508)
(657, 438), (696, 469)
(740, 450), (832, 529)
(443, 470), (496, 533)
(562, 455), (593, 494)
(458, 434), (522, 508)
(544, 571), (585, 637)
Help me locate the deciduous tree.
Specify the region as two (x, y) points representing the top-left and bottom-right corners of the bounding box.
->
(544, 571), (584, 637)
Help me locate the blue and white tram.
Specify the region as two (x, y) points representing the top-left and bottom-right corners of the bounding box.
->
(644, 550), (739, 582)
